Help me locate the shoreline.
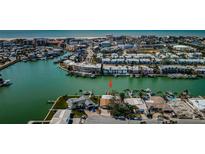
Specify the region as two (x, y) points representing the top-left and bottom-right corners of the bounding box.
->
(58, 63), (202, 79)
(0, 36), (106, 41)
(0, 59), (19, 71)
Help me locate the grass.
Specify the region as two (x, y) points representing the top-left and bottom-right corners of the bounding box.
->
(90, 95), (100, 104)
(53, 95), (68, 109)
(67, 95), (80, 98)
(44, 110), (57, 121)
(44, 95), (68, 121)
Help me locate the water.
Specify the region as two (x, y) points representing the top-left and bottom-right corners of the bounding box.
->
(0, 30), (205, 124)
(1, 60), (205, 123)
(0, 30), (205, 38)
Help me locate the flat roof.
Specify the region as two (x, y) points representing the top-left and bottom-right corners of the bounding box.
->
(189, 98), (205, 110)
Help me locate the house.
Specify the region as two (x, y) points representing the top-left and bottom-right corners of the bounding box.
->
(103, 65), (128, 75)
(100, 95), (113, 107)
(67, 96), (97, 110)
(63, 60), (101, 74)
(167, 99), (195, 119)
(146, 96), (173, 113)
(188, 98), (205, 111)
(124, 98), (147, 113)
(159, 65), (194, 74)
(140, 66), (154, 74)
(195, 67), (205, 75)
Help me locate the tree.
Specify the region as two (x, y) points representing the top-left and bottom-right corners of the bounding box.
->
(119, 92), (125, 103)
(173, 91), (178, 97)
(133, 89), (139, 97)
(156, 91), (163, 96)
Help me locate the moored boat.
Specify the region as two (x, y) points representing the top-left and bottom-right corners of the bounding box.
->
(0, 78), (12, 87)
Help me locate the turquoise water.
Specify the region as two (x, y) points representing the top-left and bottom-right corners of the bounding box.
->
(0, 30), (205, 124)
(0, 30), (205, 38)
(1, 60), (205, 123)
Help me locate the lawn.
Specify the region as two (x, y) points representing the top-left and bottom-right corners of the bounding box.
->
(53, 95), (68, 109)
(44, 110), (57, 121)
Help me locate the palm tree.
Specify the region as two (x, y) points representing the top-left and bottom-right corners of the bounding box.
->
(156, 90), (163, 97)
(133, 89), (139, 97)
(173, 91), (178, 97)
(123, 89), (130, 97)
(119, 92), (125, 103)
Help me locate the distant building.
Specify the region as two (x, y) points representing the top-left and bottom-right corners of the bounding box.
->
(173, 45), (195, 51)
(100, 41), (111, 48)
(34, 38), (48, 46)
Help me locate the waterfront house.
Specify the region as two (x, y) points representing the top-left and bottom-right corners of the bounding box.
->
(124, 98), (147, 113)
(195, 67), (205, 75)
(64, 60), (101, 74)
(167, 99), (194, 119)
(103, 65), (128, 75)
(100, 95), (114, 107)
(145, 96), (173, 113)
(67, 96), (96, 110)
(159, 65), (194, 74)
(140, 66), (154, 75)
(188, 98), (205, 111)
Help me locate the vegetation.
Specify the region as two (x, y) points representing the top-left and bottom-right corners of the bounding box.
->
(179, 89), (190, 99)
(110, 90), (119, 96)
(119, 92), (125, 102)
(108, 102), (140, 119)
(44, 95), (68, 121)
(71, 110), (87, 118)
(90, 95), (100, 104)
(53, 95), (68, 109)
(44, 110), (57, 121)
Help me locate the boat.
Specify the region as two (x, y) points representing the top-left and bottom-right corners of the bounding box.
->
(53, 60), (59, 64)
(0, 78), (12, 87)
(22, 59), (28, 62)
(91, 74), (96, 78)
(47, 100), (55, 104)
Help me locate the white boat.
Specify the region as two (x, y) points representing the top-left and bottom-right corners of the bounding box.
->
(0, 78), (12, 87)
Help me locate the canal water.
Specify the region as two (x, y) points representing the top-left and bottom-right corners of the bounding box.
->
(1, 60), (205, 123)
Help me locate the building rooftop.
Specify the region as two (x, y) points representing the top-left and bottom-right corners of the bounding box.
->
(189, 98), (205, 110)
